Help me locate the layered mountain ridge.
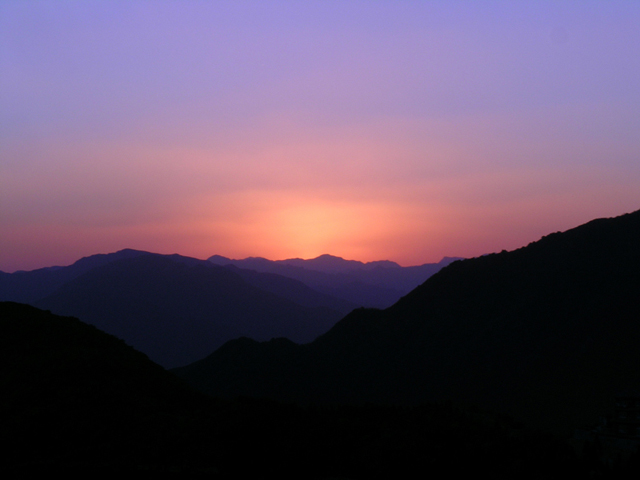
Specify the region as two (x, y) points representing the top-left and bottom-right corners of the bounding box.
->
(175, 209), (640, 434)
(209, 253), (462, 308)
(1, 249), (452, 368)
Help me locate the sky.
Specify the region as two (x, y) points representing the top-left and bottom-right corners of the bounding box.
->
(1, 1), (639, 272)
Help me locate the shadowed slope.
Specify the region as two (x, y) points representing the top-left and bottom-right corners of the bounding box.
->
(1, 302), (589, 477)
(0, 301), (208, 471)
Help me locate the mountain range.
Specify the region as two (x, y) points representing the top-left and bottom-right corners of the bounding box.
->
(0, 250), (453, 367)
(209, 254), (462, 308)
(175, 209), (640, 434)
(0, 301), (591, 477)
(3, 209), (640, 474)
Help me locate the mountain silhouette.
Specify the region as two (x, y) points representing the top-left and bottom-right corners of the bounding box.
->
(176, 209), (640, 434)
(0, 249), (151, 303)
(0, 301), (208, 471)
(1, 249), (455, 368)
(208, 254), (461, 308)
(32, 254), (349, 368)
(2, 302), (591, 477)
(1, 250), (364, 368)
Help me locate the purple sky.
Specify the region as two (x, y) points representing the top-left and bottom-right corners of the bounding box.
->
(1, 1), (639, 272)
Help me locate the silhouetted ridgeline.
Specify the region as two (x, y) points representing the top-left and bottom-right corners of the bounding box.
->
(209, 253), (462, 308)
(1, 252), (353, 368)
(1, 249), (457, 369)
(175, 209), (640, 434)
(0, 301), (209, 472)
(0, 249), (150, 304)
(2, 302), (595, 477)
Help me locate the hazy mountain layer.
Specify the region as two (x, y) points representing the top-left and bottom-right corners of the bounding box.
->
(177, 209), (640, 434)
(1, 250), (363, 368)
(208, 253), (462, 308)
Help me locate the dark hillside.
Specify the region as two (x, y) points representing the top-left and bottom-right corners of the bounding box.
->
(1, 302), (591, 477)
(0, 301), (207, 472)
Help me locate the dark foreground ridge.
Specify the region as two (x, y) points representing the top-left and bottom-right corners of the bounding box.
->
(2, 301), (607, 477)
(0, 301), (209, 473)
(175, 209), (640, 435)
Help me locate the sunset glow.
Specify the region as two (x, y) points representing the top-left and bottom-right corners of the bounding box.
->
(1, 1), (639, 272)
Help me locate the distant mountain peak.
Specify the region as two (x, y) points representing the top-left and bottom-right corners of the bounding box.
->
(209, 253), (443, 271)
(208, 254), (231, 264)
(73, 248), (151, 266)
(313, 254), (343, 260)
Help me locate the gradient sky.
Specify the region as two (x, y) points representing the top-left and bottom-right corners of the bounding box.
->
(1, 1), (639, 272)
